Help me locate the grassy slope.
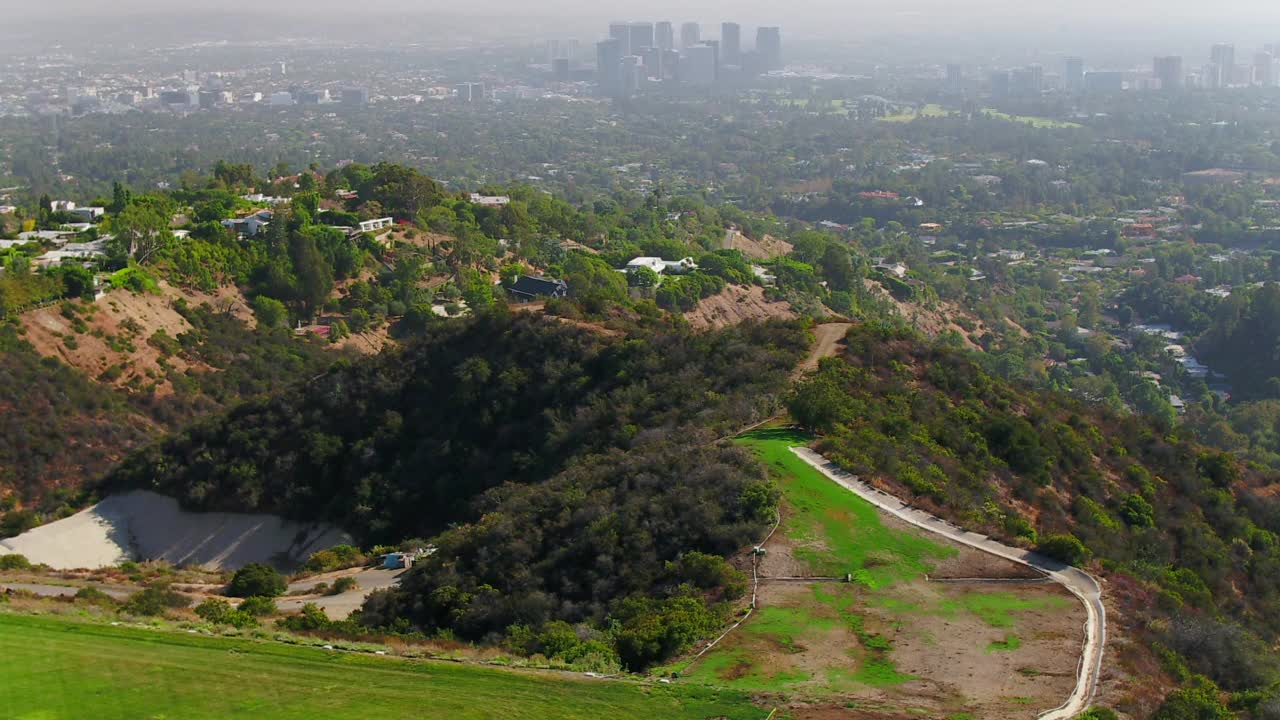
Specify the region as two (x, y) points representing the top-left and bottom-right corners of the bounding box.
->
(0, 613), (767, 720)
(740, 428), (954, 588)
(681, 430), (1067, 697)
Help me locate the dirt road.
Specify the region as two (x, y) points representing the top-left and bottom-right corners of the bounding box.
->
(790, 447), (1106, 720)
(794, 323), (853, 377)
(277, 568), (405, 619)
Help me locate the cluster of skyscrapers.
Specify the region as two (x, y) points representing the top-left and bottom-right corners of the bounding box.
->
(595, 21), (782, 96)
(948, 42), (1280, 98)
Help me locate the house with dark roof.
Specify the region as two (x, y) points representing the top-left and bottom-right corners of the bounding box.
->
(507, 276), (569, 302)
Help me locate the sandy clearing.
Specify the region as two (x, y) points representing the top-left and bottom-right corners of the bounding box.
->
(879, 581), (1082, 719)
(723, 230), (794, 261)
(278, 568), (405, 619)
(0, 491), (352, 572)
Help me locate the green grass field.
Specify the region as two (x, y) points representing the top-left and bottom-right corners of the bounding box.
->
(978, 109), (1082, 129)
(678, 430), (952, 692)
(880, 103), (950, 122)
(0, 613), (769, 720)
(739, 429), (954, 588)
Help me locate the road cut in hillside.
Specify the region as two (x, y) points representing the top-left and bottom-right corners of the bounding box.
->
(0, 490), (351, 571)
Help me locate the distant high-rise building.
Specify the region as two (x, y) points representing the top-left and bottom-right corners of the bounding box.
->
(639, 47), (663, 79)
(1255, 52), (1274, 87)
(1154, 56), (1184, 90)
(1010, 65), (1043, 95)
(1210, 43), (1235, 87)
(680, 22), (700, 49)
(629, 22), (655, 55)
(546, 40), (561, 63)
(1064, 57), (1084, 93)
(341, 87), (370, 106)
(989, 71), (1010, 98)
(454, 82), (486, 102)
(1084, 71), (1124, 93)
(945, 63), (962, 94)
(609, 22), (630, 56)
(656, 21), (674, 51)
(682, 44), (718, 84)
(721, 22), (741, 66)
(756, 26), (782, 71)
(661, 49), (680, 81)
(596, 38), (623, 96)
(553, 57), (571, 82)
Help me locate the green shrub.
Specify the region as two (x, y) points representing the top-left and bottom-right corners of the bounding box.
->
(329, 576), (359, 595)
(122, 585), (192, 616)
(73, 587), (116, 605)
(1036, 534), (1092, 566)
(238, 596), (277, 617)
(195, 598), (259, 628)
(0, 553), (32, 570)
(226, 563), (287, 598)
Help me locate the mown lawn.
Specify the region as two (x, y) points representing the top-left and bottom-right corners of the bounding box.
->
(0, 613), (768, 720)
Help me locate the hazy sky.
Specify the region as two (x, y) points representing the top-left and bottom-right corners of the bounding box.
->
(3, 0), (1280, 49)
(7, 0), (1280, 24)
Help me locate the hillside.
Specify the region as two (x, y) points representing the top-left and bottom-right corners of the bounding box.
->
(790, 322), (1280, 717)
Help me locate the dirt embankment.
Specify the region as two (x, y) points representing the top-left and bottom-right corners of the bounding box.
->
(19, 282), (253, 396)
(723, 230), (794, 260)
(685, 285), (798, 330)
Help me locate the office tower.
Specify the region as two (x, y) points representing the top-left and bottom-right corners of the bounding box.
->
(454, 83), (485, 102)
(990, 71), (1010, 98)
(639, 47), (662, 79)
(1083, 71), (1124, 93)
(546, 40), (560, 63)
(703, 40), (720, 79)
(1064, 57), (1084, 93)
(621, 56), (642, 96)
(1009, 65), (1043, 95)
(656, 21), (674, 51)
(661, 49), (680, 80)
(553, 57), (571, 82)
(682, 44), (718, 84)
(341, 87), (369, 106)
(609, 22), (630, 56)
(1154, 55), (1184, 90)
(1255, 52), (1274, 87)
(756, 26), (782, 71)
(721, 22), (741, 66)
(680, 22), (700, 49)
(629, 22), (655, 55)
(1210, 43), (1235, 87)
(945, 63), (962, 93)
(596, 38), (623, 95)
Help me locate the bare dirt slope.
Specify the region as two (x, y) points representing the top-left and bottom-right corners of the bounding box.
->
(19, 282), (252, 395)
(795, 323), (853, 377)
(723, 230), (794, 260)
(0, 490), (352, 572)
(685, 285), (798, 330)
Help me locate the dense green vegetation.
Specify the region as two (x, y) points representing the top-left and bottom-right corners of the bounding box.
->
(0, 613), (767, 720)
(107, 313), (805, 668)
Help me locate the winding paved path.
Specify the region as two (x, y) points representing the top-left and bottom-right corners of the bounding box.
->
(790, 447), (1106, 720)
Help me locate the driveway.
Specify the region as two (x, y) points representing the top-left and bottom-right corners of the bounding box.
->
(791, 447), (1106, 720)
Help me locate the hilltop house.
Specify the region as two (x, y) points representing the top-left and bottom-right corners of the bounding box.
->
(507, 276), (569, 302)
(222, 210), (274, 237)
